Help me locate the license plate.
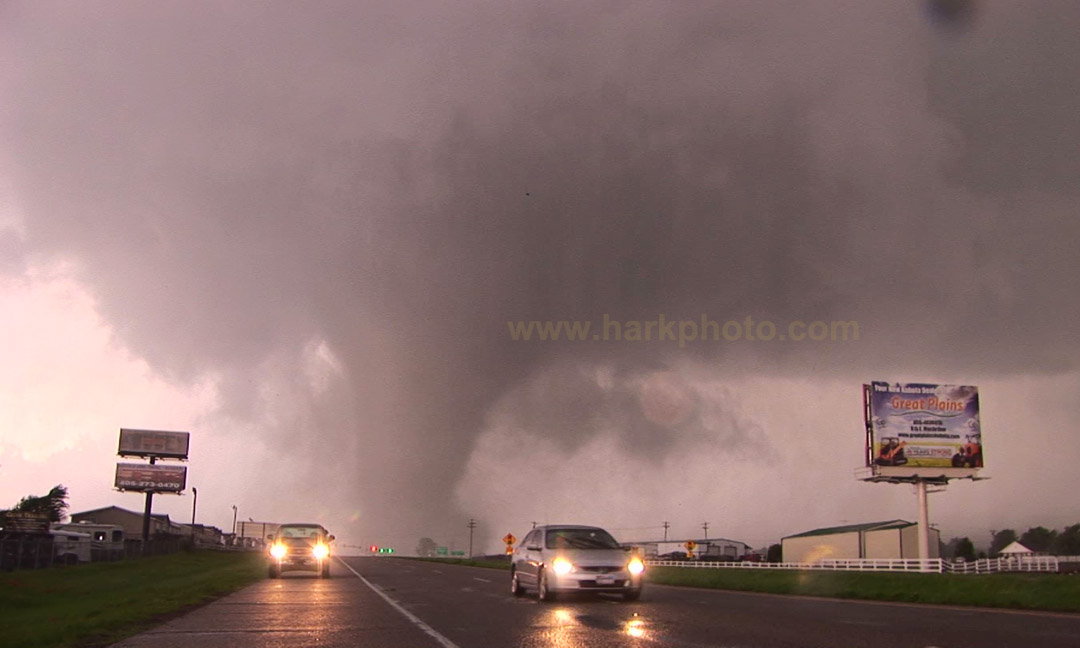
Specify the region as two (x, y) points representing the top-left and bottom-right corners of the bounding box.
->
(596, 575), (615, 585)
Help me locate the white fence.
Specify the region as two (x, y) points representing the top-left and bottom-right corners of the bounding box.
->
(645, 556), (1062, 574)
(945, 556), (1059, 574)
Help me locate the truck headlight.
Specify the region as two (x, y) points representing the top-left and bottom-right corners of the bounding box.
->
(627, 558), (645, 575)
(312, 543), (330, 559)
(270, 543), (287, 559)
(552, 557), (574, 575)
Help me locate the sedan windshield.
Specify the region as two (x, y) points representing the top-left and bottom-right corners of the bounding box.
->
(545, 528), (620, 549)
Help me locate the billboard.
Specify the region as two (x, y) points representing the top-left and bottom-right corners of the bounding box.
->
(114, 463), (187, 492)
(864, 381), (982, 478)
(118, 429), (190, 459)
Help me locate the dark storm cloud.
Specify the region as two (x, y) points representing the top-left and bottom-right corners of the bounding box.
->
(4, 1), (1080, 540)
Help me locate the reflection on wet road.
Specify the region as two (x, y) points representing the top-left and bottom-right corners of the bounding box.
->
(110, 563), (441, 648)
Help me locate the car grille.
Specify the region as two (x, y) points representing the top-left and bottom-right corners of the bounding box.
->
(579, 579), (627, 588)
(282, 540), (317, 557)
(576, 566), (621, 574)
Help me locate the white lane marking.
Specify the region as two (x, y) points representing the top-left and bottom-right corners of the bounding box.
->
(473, 577), (492, 583)
(337, 558), (461, 648)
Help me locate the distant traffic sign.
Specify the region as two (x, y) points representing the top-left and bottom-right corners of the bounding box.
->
(503, 533), (517, 545)
(436, 546), (448, 555)
(451, 550), (465, 556)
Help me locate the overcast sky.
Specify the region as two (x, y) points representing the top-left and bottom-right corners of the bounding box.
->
(2, 1), (1079, 554)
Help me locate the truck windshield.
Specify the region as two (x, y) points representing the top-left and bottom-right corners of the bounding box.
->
(278, 526), (324, 540)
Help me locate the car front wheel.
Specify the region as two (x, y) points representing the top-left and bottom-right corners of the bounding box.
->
(537, 569), (557, 602)
(622, 587), (642, 602)
(510, 570), (525, 597)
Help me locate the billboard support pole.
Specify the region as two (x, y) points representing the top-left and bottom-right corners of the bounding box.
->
(141, 456), (156, 546)
(916, 479), (930, 571)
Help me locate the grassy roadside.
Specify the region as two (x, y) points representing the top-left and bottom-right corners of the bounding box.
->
(0, 550), (266, 648)
(646, 566), (1080, 613)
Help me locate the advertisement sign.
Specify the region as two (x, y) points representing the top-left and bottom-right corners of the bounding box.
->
(864, 381), (982, 478)
(0, 511), (51, 534)
(114, 463), (187, 492)
(118, 429), (190, 459)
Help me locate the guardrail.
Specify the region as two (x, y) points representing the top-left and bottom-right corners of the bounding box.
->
(645, 556), (1062, 574)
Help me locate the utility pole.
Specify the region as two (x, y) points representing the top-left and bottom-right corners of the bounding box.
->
(702, 522), (709, 540)
(190, 487), (198, 545)
(232, 505), (238, 538)
(663, 521), (670, 541)
(467, 519), (477, 557)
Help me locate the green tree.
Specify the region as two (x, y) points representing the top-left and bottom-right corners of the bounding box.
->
(766, 543), (782, 563)
(954, 537), (977, 562)
(989, 529), (1016, 557)
(1052, 524), (1080, 555)
(1019, 526), (1057, 553)
(12, 484), (69, 523)
(416, 537), (438, 557)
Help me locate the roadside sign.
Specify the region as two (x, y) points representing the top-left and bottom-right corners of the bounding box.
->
(451, 550), (465, 556)
(503, 533), (517, 545)
(436, 546), (448, 555)
(1, 511), (50, 534)
(685, 540), (696, 559)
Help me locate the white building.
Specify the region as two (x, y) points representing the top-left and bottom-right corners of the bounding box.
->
(626, 537), (749, 560)
(782, 519), (940, 562)
(998, 540), (1034, 556)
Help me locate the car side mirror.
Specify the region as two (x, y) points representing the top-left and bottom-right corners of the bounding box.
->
(328, 535), (335, 542)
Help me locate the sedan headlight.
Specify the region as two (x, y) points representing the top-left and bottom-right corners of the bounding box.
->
(552, 557), (574, 575)
(312, 543), (330, 559)
(270, 543), (287, 559)
(627, 557), (645, 575)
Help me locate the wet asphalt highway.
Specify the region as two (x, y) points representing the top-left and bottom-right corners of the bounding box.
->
(112, 556), (1080, 648)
